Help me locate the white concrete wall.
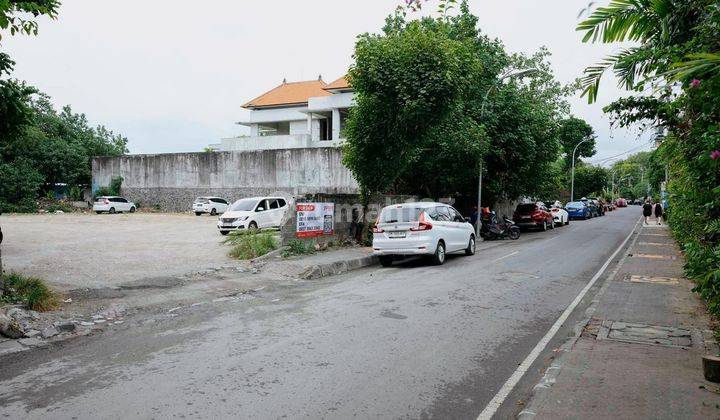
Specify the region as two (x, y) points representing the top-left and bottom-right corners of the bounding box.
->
(93, 148), (357, 191)
(238, 106), (308, 125)
(308, 92), (354, 111)
(289, 120), (308, 135)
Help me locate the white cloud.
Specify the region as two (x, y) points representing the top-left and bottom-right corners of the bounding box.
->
(4, 0), (653, 160)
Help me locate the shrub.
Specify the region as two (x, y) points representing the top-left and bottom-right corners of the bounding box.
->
(0, 199), (37, 213)
(224, 230), (278, 260)
(46, 203), (73, 213)
(282, 239), (316, 257)
(1, 272), (59, 311)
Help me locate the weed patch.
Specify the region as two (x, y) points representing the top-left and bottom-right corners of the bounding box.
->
(1, 272), (59, 311)
(224, 230), (278, 260)
(282, 239), (316, 258)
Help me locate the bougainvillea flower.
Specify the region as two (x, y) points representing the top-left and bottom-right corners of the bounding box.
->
(710, 150), (720, 160)
(690, 79), (701, 88)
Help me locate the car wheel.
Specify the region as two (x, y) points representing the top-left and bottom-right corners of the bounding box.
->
(431, 241), (446, 265)
(465, 236), (476, 256)
(109, 207), (116, 214)
(248, 221), (258, 230)
(565, 217), (570, 225)
(195, 212), (202, 216)
(549, 219), (555, 229)
(129, 207), (136, 213)
(541, 220), (547, 231)
(379, 256), (393, 267)
(210, 208), (217, 216)
(220, 231), (229, 236)
(95, 211), (102, 214)
(508, 227), (520, 240)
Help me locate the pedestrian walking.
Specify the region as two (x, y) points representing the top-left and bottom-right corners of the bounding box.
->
(654, 201), (663, 225)
(642, 199), (653, 224)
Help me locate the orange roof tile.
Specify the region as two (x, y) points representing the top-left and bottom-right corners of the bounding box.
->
(324, 75), (351, 91)
(242, 79), (332, 109)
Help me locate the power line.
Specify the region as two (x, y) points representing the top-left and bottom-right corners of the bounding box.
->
(586, 140), (655, 166)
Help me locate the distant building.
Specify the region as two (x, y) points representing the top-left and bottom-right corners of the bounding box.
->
(211, 75), (354, 152)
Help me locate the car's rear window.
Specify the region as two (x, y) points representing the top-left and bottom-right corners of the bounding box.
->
(379, 207), (423, 223)
(516, 204), (537, 213)
(95, 198), (106, 202)
(566, 202), (584, 209)
(195, 197), (209, 203)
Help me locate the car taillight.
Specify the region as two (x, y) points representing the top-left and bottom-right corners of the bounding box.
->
(551, 209), (558, 212)
(410, 212), (432, 231)
(372, 215), (383, 233)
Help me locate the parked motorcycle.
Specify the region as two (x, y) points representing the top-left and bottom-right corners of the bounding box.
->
(480, 213), (521, 240)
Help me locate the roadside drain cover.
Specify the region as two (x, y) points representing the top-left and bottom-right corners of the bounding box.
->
(597, 321), (692, 348)
(626, 275), (679, 285)
(642, 233), (670, 237)
(632, 253), (674, 260)
(638, 242), (672, 246)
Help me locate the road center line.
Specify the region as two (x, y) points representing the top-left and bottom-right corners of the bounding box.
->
(492, 251), (519, 263)
(476, 217), (641, 420)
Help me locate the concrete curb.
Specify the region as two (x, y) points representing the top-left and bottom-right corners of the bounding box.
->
(299, 254), (379, 280)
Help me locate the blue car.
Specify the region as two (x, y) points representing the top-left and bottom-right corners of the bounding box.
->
(566, 201), (591, 219)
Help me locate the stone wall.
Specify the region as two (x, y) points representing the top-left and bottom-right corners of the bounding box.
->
(92, 148), (358, 212)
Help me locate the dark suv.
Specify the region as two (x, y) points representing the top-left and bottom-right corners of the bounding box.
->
(513, 203), (554, 231)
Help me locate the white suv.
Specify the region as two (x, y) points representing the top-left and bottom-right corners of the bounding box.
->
(372, 202), (475, 266)
(93, 196), (136, 214)
(217, 197), (288, 235)
(193, 197), (229, 216)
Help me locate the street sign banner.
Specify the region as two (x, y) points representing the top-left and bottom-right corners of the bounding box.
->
(296, 202), (334, 238)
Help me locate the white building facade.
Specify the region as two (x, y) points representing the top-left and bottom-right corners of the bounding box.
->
(211, 75), (354, 152)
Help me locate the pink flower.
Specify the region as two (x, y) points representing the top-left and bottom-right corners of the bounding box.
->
(690, 79), (701, 88)
(710, 150), (720, 160)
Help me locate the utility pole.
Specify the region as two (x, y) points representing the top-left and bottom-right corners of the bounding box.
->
(570, 138), (591, 202)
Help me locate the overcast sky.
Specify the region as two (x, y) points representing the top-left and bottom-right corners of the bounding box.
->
(4, 0), (653, 164)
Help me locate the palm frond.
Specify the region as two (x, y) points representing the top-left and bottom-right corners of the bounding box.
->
(667, 53), (720, 81)
(576, 0), (671, 44)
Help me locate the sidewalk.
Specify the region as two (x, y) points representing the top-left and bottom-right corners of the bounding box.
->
(521, 218), (720, 419)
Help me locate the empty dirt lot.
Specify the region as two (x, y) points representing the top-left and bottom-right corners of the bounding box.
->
(0, 213), (234, 291)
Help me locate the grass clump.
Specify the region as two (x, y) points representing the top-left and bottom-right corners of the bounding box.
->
(281, 239), (316, 258)
(1, 272), (59, 311)
(224, 230), (278, 260)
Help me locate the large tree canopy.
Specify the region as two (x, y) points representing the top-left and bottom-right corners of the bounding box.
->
(558, 116), (596, 169)
(0, 90), (128, 211)
(344, 2), (570, 205)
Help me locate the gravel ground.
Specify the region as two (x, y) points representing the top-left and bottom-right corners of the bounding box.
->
(0, 213), (233, 290)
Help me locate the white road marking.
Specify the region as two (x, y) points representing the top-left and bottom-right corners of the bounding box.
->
(476, 217), (641, 420)
(492, 251), (519, 263)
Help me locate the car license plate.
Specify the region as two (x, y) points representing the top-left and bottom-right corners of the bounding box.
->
(387, 231), (406, 238)
(522, 215), (531, 219)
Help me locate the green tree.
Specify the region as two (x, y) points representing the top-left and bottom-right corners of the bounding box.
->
(345, 2), (569, 207)
(572, 164), (609, 199)
(558, 116), (595, 169)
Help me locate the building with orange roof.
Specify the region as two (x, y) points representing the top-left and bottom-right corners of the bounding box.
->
(211, 75), (354, 152)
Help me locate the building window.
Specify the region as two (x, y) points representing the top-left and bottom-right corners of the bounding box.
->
(258, 122), (290, 136)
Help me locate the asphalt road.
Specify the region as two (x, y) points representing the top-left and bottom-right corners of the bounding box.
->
(0, 208), (640, 419)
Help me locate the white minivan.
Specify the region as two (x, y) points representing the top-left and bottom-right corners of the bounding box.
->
(93, 196), (136, 214)
(372, 202), (475, 266)
(193, 197), (229, 216)
(217, 196), (288, 235)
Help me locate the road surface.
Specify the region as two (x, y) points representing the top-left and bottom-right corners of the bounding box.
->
(0, 208), (640, 419)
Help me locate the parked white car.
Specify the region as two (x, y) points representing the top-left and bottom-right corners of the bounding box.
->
(193, 197), (229, 216)
(93, 196), (136, 214)
(550, 205), (569, 226)
(217, 196), (288, 235)
(372, 202), (475, 267)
